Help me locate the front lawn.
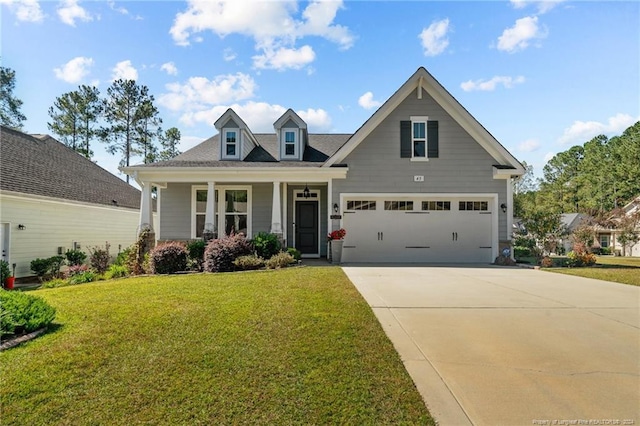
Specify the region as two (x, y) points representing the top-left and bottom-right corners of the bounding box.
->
(546, 256), (640, 286)
(0, 267), (434, 425)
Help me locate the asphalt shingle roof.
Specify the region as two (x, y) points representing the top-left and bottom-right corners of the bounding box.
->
(134, 133), (352, 168)
(1, 126), (142, 210)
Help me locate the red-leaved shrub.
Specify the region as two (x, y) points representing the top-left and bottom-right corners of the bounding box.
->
(149, 242), (188, 274)
(204, 234), (253, 273)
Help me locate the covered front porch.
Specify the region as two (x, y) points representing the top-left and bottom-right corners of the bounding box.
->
(130, 167), (348, 258)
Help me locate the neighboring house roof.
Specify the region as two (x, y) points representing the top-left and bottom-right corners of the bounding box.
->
(132, 133), (351, 168)
(0, 125), (142, 209)
(560, 213), (590, 232)
(324, 67), (524, 174)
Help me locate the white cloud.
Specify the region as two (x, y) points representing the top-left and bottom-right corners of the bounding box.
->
(358, 91), (381, 110)
(57, 0), (93, 26)
(0, 0), (44, 23)
(158, 72), (257, 112)
(160, 62), (178, 76)
(253, 45), (316, 71)
(460, 75), (525, 92)
(419, 18), (450, 57)
(111, 60), (138, 81)
(497, 16), (546, 53)
(543, 151), (556, 162)
(53, 56), (94, 83)
(558, 113), (638, 145)
(169, 0), (353, 70)
(223, 48), (237, 62)
(518, 139), (541, 152)
(298, 108), (331, 131)
(510, 0), (564, 14)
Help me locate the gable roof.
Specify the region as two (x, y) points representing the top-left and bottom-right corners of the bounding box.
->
(273, 108), (307, 130)
(131, 133), (350, 168)
(0, 126), (142, 209)
(560, 213), (590, 231)
(324, 67), (525, 174)
(214, 108), (259, 147)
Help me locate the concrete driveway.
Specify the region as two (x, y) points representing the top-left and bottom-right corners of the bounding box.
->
(343, 265), (640, 426)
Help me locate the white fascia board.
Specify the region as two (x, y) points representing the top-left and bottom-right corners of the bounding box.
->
(125, 167), (348, 184)
(493, 167), (523, 179)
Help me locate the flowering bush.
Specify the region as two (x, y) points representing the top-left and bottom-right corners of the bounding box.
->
(328, 228), (346, 241)
(566, 250), (597, 267)
(149, 242), (188, 274)
(63, 264), (89, 278)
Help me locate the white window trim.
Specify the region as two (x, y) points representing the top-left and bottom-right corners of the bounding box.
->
(281, 129), (299, 159)
(410, 115), (429, 162)
(222, 128), (240, 160)
(293, 189), (321, 258)
(191, 185), (252, 239)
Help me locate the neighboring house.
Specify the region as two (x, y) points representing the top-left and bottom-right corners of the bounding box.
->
(0, 126), (155, 278)
(595, 195), (640, 257)
(122, 67), (524, 263)
(559, 213), (590, 253)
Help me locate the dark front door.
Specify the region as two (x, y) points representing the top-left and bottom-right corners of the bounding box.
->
(295, 201), (318, 254)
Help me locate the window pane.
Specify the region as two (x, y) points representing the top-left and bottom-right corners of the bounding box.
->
(226, 131), (236, 143)
(414, 141), (426, 157)
(196, 190), (207, 213)
(225, 214), (247, 236)
(225, 190), (247, 213)
(285, 131), (295, 143)
(285, 143), (295, 155)
(226, 144), (236, 156)
(413, 122), (425, 139)
(196, 214), (205, 238)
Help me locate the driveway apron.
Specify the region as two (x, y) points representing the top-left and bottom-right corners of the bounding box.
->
(343, 265), (640, 426)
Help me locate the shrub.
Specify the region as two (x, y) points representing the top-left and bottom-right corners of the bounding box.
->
(265, 252), (295, 269)
(63, 264), (89, 279)
(0, 260), (11, 282)
(48, 256), (65, 278)
(513, 247), (531, 259)
(149, 242), (188, 274)
(540, 256), (553, 268)
(0, 290), (56, 337)
(286, 247), (301, 261)
(104, 264), (129, 280)
(30, 256), (64, 280)
(65, 249), (87, 266)
(68, 271), (99, 285)
(186, 240), (206, 271)
(115, 246), (132, 266)
(204, 234), (253, 273)
(600, 247), (612, 255)
(252, 232), (282, 260)
(233, 255), (265, 271)
(89, 243), (110, 274)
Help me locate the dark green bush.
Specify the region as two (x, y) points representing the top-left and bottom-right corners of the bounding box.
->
(30, 256), (64, 280)
(186, 240), (206, 271)
(204, 235), (253, 273)
(65, 249), (87, 266)
(514, 247), (531, 259)
(252, 232), (282, 259)
(0, 260), (11, 282)
(149, 242), (188, 274)
(105, 264), (128, 280)
(0, 290), (56, 337)
(286, 247), (301, 261)
(265, 252), (295, 269)
(233, 255), (265, 271)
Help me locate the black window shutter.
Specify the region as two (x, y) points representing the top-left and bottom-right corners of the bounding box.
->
(400, 121), (411, 158)
(427, 121), (439, 158)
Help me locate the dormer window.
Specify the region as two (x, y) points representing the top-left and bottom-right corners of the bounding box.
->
(284, 130), (297, 157)
(223, 128), (240, 159)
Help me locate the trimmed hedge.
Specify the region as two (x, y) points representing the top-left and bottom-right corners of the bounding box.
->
(0, 290), (56, 338)
(204, 235), (253, 273)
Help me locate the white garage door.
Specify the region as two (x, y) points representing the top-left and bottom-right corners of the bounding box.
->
(341, 198), (493, 263)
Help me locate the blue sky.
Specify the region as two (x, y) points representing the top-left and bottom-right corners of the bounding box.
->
(2, 0), (638, 181)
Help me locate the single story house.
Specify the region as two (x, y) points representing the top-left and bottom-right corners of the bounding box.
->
(559, 213), (590, 254)
(0, 126), (155, 278)
(595, 195), (640, 256)
(122, 67), (524, 263)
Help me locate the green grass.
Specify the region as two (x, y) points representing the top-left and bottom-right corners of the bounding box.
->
(546, 256), (640, 286)
(0, 267), (434, 425)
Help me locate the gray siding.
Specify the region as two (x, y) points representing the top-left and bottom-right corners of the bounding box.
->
(159, 182), (272, 240)
(282, 119), (298, 129)
(333, 90), (509, 240)
(159, 183), (191, 240)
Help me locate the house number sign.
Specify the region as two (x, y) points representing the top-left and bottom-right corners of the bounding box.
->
(414, 175), (425, 182)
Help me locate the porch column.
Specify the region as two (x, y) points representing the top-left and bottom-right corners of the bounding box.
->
(139, 182), (154, 233)
(270, 181), (283, 235)
(203, 181), (216, 241)
(506, 177), (514, 259)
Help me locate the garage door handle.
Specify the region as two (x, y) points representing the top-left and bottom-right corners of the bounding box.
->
(452, 232), (458, 241)
(377, 232), (384, 241)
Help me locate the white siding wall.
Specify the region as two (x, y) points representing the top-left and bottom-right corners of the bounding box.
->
(0, 193), (153, 278)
